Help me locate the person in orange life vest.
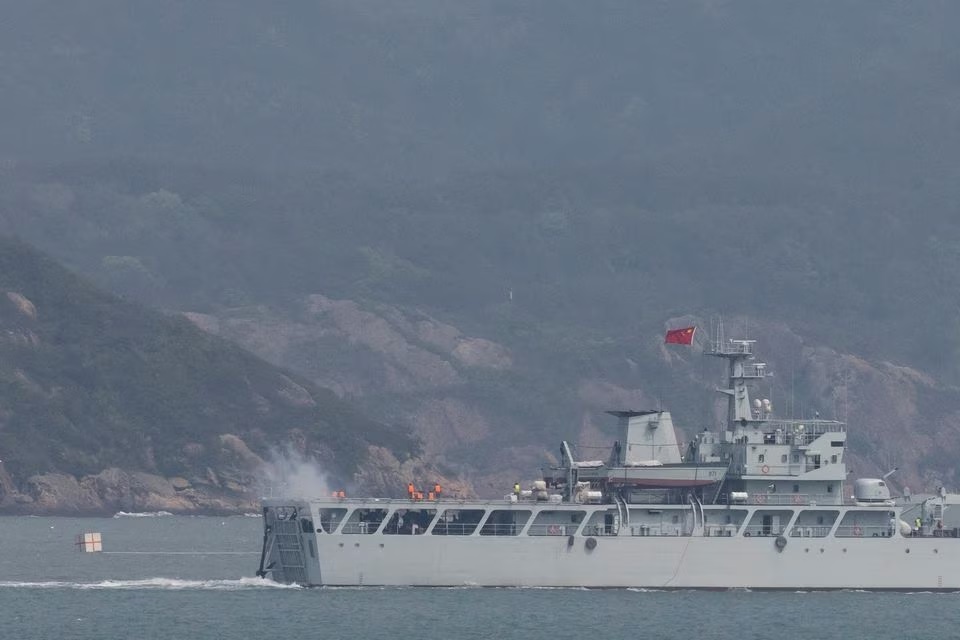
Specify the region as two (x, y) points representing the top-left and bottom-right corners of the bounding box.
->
(407, 482), (415, 499)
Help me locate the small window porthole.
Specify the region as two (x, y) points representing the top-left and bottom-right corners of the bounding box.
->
(672, 515), (679, 524)
(827, 485), (834, 493)
(758, 454), (765, 463)
(781, 455), (787, 463)
(831, 455), (838, 464)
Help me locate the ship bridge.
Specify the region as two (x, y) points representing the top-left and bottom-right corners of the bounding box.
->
(693, 330), (848, 505)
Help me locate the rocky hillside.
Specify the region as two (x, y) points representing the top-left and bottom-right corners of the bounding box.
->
(0, 237), (419, 514)
(184, 299), (960, 497)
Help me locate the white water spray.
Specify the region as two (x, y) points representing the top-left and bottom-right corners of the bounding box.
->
(260, 445), (335, 499)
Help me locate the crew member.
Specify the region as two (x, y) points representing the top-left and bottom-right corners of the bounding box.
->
(433, 482), (442, 498)
(513, 481), (521, 497)
(336, 489), (346, 499)
(407, 482), (415, 499)
(915, 516), (923, 536)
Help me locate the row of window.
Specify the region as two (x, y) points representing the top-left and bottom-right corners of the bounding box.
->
(757, 453), (840, 464)
(317, 507), (584, 537)
(310, 506), (880, 538)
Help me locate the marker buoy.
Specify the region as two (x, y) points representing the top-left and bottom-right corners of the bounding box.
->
(76, 532), (102, 552)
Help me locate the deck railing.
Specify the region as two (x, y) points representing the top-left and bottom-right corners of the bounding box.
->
(788, 526), (833, 538)
(527, 524), (577, 536)
(834, 525), (896, 538)
(740, 493), (838, 506)
(741, 525), (787, 537)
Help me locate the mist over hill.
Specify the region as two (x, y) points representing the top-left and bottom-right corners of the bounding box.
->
(2, 2), (960, 500)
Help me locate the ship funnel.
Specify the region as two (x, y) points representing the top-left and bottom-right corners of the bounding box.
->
(607, 410), (682, 465)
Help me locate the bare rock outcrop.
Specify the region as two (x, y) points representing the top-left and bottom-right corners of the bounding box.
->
(8, 468), (259, 515)
(24, 473), (103, 513)
(5, 292), (37, 319)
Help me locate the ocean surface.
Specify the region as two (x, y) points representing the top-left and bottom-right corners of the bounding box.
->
(0, 514), (957, 640)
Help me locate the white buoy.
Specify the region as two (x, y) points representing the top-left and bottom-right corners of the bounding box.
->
(76, 532), (102, 552)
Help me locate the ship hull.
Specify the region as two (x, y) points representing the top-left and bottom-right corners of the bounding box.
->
(259, 498), (960, 590)
(304, 535), (958, 589)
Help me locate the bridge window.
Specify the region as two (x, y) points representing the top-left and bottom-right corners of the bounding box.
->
(744, 510), (793, 537)
(432, 509), (485, 535)
(758, 454), (765, 463)
(480, 510), (530, 536)
(529, 510), (586, 536)
(383, 509), (437, 535)
(341, 508), (388, 534)
(317, 508), (347, 533)
(583, 509), (620, 536)
(788, 510), (838, 538)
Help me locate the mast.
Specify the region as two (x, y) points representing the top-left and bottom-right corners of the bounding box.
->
(706, 330), (767, 432)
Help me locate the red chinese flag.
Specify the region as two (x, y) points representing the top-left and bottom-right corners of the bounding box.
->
(664, 326), (696, 345)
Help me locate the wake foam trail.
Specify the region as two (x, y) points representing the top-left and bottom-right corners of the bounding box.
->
(113, 511), (174, 518)
(0, 577), (301, 590)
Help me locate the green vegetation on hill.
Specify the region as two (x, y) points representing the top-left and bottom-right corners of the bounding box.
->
(0, 236), (413, 482)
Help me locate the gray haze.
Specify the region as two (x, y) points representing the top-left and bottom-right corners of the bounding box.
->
(2, 2), (960, 496)
(2, 2), (958, 185)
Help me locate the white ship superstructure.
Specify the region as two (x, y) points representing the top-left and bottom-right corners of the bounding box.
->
(257, 335), (960, 589)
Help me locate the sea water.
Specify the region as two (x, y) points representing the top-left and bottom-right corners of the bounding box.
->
(0, 514), (956, 640)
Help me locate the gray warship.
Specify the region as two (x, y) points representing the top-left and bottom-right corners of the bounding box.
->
(257, 333), (960, 589)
